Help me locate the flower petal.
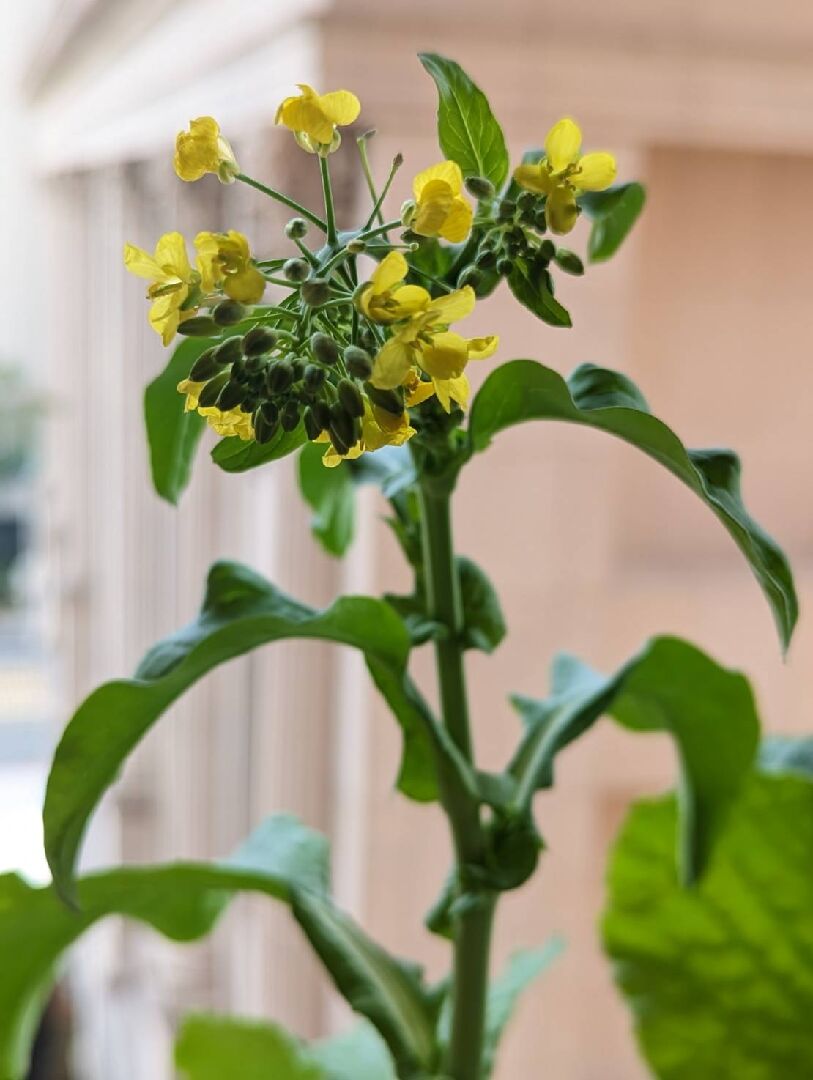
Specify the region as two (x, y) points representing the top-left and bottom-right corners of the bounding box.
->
(545, 118), (582, 173)
(570, 152), (617, 191)
(427, 285), (475, 325)
(371, 250), (408, 293)
(389, 285), (431, 318)
(371, 335), (414, 390)
(317, 90), (361, 127)
(419, 331), (470, 380)
(123, 243), (162, 280)
(545, 185), (579, 234)
(433, 373), (470, 413)
(412, 160), (463, 199)
(513, 162), (551, 195)
(155, 232), (191, 277)
(466, 334), (499, 360)
(225, 267), (266, 304)
(439, 197), (473, 243)
(413, 180), (454, 237)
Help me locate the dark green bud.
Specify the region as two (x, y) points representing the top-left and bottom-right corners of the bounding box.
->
(188, 347), (221, 382)
(240, 393), (261, 414)
(284, 217), (309, 239)
(539, 239), (556, 261)
(464, 175), (496, 200)
(496, 256), (514, 276)
(344, 345), (372, 379)
(266, 360), (294, 394)
(253, 407), (279, 445)
(243, 353), (267, 376)
(214, 336), (244, 366)
(516, 190), (537, 218)
(329, 402), (356, 450)
(177, 315), (219, 337)
(358, 326), (377, 351)
(310, 331), (340, 365)
(533, 208), (548, 232)
(291, 357), (307, 381)
(242, 326), (277, 356)
(457, 266), (482, 289)
(197, 371), (231, 408)
(554, 248), (585, 276)
(300, 277), (331, 307)
(365, 382), (403, 416)
(400, 228), (420, 246)
(303, 406), (323, 441)
(476, 248), (497, 270)
(283, 257), (310, 283)
(280, 399), (301, 431)
(337, 378), (364, 418)
(212, 299), (247, 326)
(216, 379), (246, 411)
(303, 364), (327, 393)
(311, 400), (332, 432)
(260, 401), (279, 427)
(497, 199), (516, 222)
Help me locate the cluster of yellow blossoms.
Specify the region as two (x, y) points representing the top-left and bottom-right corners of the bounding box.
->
(125, 81), (616, 466)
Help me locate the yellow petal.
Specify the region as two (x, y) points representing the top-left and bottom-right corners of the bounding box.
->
(177, 379), (204, 411)
(545, 185), (579, 234)
(439, 197), (473, 243)
(277, 94), (334, 144)
(225, 266), (266, 304)
(412, 160), (463, 199)
(155, 231), (191, 278)
(570, 152), (617, 191)
(371, 335), (414, 390)
(413, 180), (454, 237)
(123, 243), (162, 280)
(545, 118), (582, 173)
(389, 285), (430, 318)
(419, 331), (470, 380)
(149, 293), (183, 345)
(405, 377), (436, 407)
(426, 285), (475, 325)
(512, 162), (551, 196)
(434, 374), (470, 413)
(371, 250), (408, 293)
(466, 334), (499, 360)
(317, 89), (361, 126)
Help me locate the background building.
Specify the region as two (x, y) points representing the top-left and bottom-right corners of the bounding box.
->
(2, 1), (811, 1077)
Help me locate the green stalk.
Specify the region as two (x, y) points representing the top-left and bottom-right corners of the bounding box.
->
(418, 478), (495, 1080)
(319, 157), (338, 246)
(235, 173), (325, 230)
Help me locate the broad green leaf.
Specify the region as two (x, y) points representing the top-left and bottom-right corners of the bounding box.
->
(310, 1024), (397, 1080)
(468, 361), (798, 651)
(458, 556), (507, 653)
(43, 562), (437, 897)
(509, 637), (760, 883)
(418, 53), (509, 190)
(211, 422), (307, 473)
(579, 182), (646, 262)
(298, 442), (355, 557)
(481, 942), (565, 1076)
(507, 260), (572, 328)
(0, 815), (328, 1080)
(603, 762), (813, 1079)
(144, 338), (207, 504)
(176, 1016), (322, 1080)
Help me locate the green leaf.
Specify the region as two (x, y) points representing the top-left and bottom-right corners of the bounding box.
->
(418, 53), (509, 190)
(211, 422), (307, 473)
(481, 942), (564, 1076)
(0, 815), (328, 1080)
(603, 762), (813, 1079)
(457, 556), (506, 653)
(579, 182), (646, 262)
(310, 1024), (397, 1080)
(43, 562), (437, 897)
(298, 443), (355, 557)
(468, 360), (798, 651)
(507, 260), (572, 328)
(509, 637), (760, 883)
(144, 338), (207, 504)
(176, 1015), (323, 1080)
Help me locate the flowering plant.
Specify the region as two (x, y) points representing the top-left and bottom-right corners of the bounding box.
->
(0, 55), (805, 1080)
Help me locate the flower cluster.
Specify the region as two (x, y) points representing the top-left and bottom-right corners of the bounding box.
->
(125, 83), (617, 465)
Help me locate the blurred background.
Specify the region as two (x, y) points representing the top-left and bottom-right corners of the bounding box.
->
(2, 1), (811, 1077)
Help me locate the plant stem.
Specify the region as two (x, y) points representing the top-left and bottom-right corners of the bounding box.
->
(418, 479), (494, 1080)
(319, 157), (338, 246)
(235, 173), (326, 230)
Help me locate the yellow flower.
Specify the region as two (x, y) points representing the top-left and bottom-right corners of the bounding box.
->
(194, 231), (265, 304)
(177, 379), (254, 441)
(371, 286), (497, 406)
(319, 399), (415, 467)
(358, 251), (430, 323)
(275, 84), (360, 154)
(123, 232), (201, 345)
(174, 117), (239, 184)
(402, 332), (498, 413)
(513, 118), (616, 234)
(412, 161), (473, 243)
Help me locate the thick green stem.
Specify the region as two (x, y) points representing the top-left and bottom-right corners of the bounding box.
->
(319, 157), (338, 246)
(418, 479), (494, 1080)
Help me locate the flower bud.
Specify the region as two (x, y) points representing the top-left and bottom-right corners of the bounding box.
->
(303, 406), (323, 441)
(346, 238), (366, 254)
(464, 175), (495, 200)
(212, 299), (246, 326)
(344, 345), (372, 379)
(554, 248), (585, 276)
(217, 378), (246, 411)
(497, 199), (516, 222)
(189, 348), (221, 382)
(242, 326), (277, 357)
(516, 190), (537, 217)
(280, 399), (301, 431)
(337, 378), (364, 418)
(285, 217), (309, 240)
(300, 278), (331, 307)
(400, 199), (417, 227)
(266, 360), (294, 395)
(310, 331), (340, 365)
(457, 266), (482, 290)
(476, 248), (497, 270)
(303, 364), (327, 394)
(358, 326), (377, 351)
(253, 405), (279, 445)
(178, 315), (219, 337)
(260, 401), (279, 427)
(213, 336), (244, 366)
(197, 371), (231, 408)
(365, 382), (404, 416)
(283, 258), (310, 283)
(240, 393), (261, 414)
(329, 402), (356, 452)
(496, 256), (513, 277)
(539, 239), (556, 261)
(309, 400), (331, 431)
